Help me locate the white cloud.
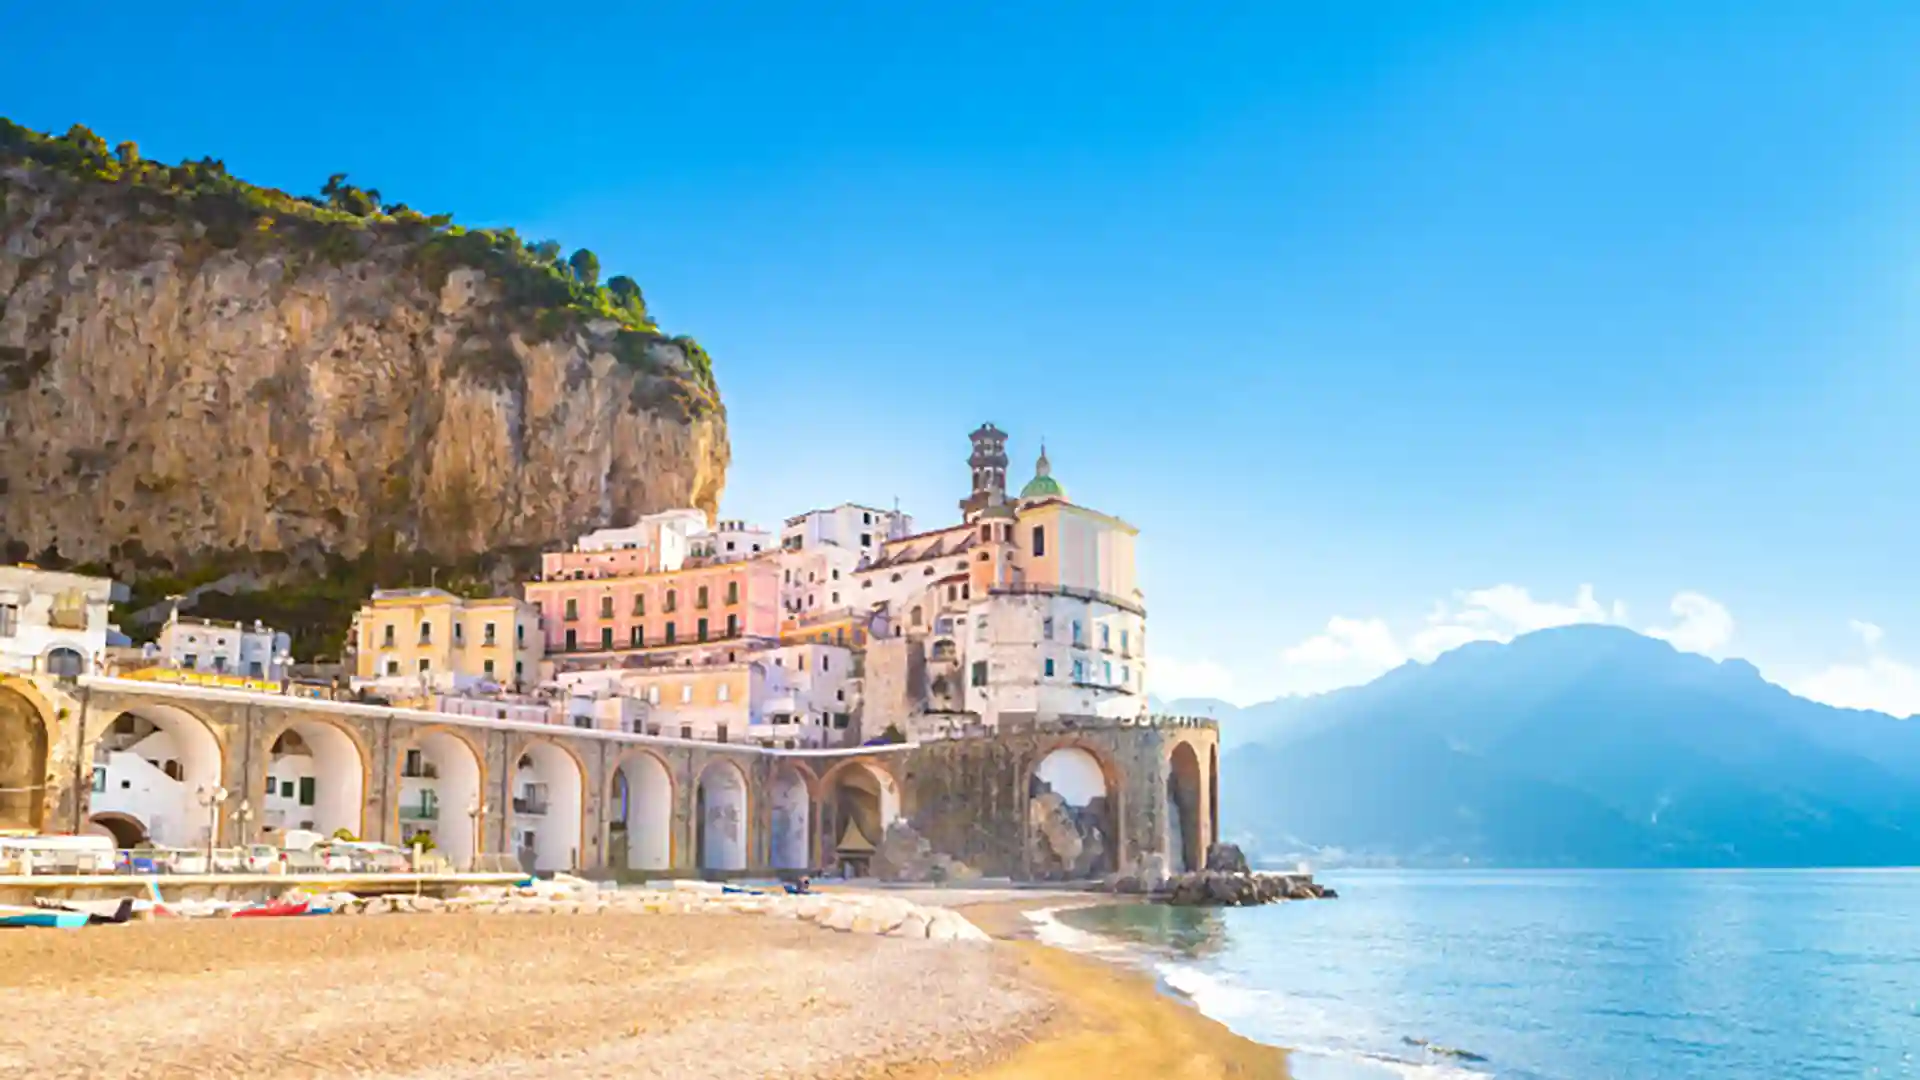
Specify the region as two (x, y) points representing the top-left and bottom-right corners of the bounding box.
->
(1645, 592), (1735, 656)
(1151, 656), (1240, 703)
(1272, 584), (1730, 697)
(1791, 622), (1920, 717)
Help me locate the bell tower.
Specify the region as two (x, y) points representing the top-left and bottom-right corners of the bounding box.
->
(960, 423), (1009, 519)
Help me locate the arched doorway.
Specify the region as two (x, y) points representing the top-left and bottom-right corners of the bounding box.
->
(44, 647), (85, 678)
(394, 729), (484, 870)
(695, 759), (749, 872)
(511, 742), (583, 874)
(820, 759), (901, 878)
(611, 751), (672, 872)
(90, 706), (225, 849)
(1168, 742), (1204, 872)
(262, 720), (365, 842)
(1208, 744), (1220, 849)
(769, 766), (812, 871)
(87, 812), (149, 848)
(0, 686), (49, 831)
(1030, 746), (1116, 879)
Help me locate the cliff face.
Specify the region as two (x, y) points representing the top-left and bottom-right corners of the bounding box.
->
(0, 157), (728, 574)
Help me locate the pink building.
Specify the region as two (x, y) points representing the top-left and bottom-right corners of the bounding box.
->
(524, 554), (781, 658)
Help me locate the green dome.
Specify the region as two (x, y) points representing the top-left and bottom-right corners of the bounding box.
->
(1019, 446), (1066, 501)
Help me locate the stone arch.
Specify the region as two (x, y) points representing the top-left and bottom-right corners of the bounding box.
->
(258, 716), (369, 842)
(768, 762), (817, 871)
(0, 682), (51, 832)
(89, 703), (228, 849)
(818, 757), (903, 877)
(1029, 742), (1123, 880)
(608, 748), (674, 872)
(1208, 743), (1220, 850)
(509, 739), (586, 874)
(87, 811), (148, 848)
(391, 725), (487, 870)
(1168, 741), (1205, 873)
(43, 646), (87, 678)
(695, 757), (751, 872)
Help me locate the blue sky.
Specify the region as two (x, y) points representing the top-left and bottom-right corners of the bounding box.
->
(10, 3), (1920, 710)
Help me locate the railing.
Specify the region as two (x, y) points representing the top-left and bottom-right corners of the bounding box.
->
(512, 797), (549, 816)
(399, 804), (439, 821)
(0, 845), (433, 877)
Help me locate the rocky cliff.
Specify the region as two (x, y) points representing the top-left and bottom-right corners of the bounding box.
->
(0, 121), (729, 577)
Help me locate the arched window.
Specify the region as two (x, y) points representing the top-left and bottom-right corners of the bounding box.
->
(45, 647), (85, 678)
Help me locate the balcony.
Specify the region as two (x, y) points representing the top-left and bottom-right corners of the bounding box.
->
(400, 803), (439, 822)
(512, 796), (549, 816)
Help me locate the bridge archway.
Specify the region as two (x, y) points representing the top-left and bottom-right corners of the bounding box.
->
(510, 741), (584, 874)
(86, 811), (149, 848)
(768, 763), (815, 871)
(610, 750), (673, 872)
(1168, 742), (1204, 872)
(0, 684), (49, 831)
(1029, 744), (1120, 880)
(392, 727), (485, 870)
(818, 758), (901, 877)
(695, 758), (750, 872)
(89, 704), (225, 849)
(261, 718), (367, 842)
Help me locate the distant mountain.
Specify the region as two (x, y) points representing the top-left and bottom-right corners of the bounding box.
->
(1221, 625), (1920, 868)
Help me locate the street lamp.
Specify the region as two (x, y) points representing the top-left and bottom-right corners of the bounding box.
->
(468, 798), (489, 870)
(196, 784), (229, 866)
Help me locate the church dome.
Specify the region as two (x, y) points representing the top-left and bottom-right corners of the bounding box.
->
(1019, 445), (1066, 502)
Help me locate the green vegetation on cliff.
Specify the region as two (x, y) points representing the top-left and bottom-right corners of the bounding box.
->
(0, 118), (716, 396)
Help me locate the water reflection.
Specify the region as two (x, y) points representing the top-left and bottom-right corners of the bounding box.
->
(1056, 901), (1230, 959)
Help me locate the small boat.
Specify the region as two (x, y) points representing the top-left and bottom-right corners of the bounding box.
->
(0, 904), (88, 929)
(231, 898), (311, 918)
(34, 897), (135, 925)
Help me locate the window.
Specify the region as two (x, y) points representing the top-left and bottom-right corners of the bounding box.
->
(978, 552), (989, 562)
(910, 606), (923, 627)
(822, 654), (831, 672)
(183, 653), (199, 669)
(385, 659), (400, 676)
(0, 604), (15, 637)
(647, 685), (661, 705)
(515, 661), (524, 679)
(717, 723), (729, 743)
(600, 627), (614, 650)
(680, 725), (693, 740)
(665, 621), (676, 644)
(1003, 524), (1013, 541)
(970, 661), (988, 687)
(860, 532), (871, 546)
(419, 658), (431, 673)
(1042, 617), (1054, 640)
(600, 596), (614, 619)
(981, 525), (992, 541)
(665, 589), (677, 612)
(726, 581), (739, 605)
(718, 681), (730, 702)
(697, 617), (709, 642)
(282, 780), (295, 798)
(1072, 620), (1084, 646)
(891, 573), (902, 583)
(1031, 526), (1045, 557)
(92, 766), (105, 792)
(726, 613), (738, 637)
(1044, 658), (1056, 677)
(1072, 659), (1085, 681)
(680, 684), (693, 703)
(1121, 663), (1131, 685)
(1104, 660), (1113, 683)
(565, 629), (577, 651)
(1101, 624), (1111, 649)
(696, 585), (709, 609)
(631, 625), (645, 647)
(484, 622), (497, 646)
(453, 622), (464, 644)
(419, 621), (432, 644)
(831, 591), (839, 603)
(863, 511), (872, 524)
(298, 777), (317, 807)
(564, 598), (578, 621)
(517, 623), (525, 645)
(248, 661), (263, 678)
(1120, 629), (1130, 654)
(831, 569), (840, 581)
(484, 659), (496, 677)
(975, 617), (988, 641)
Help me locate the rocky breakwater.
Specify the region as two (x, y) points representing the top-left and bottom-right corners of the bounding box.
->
(300, 876), (996, 944)
(0, 120), (728, 572)
(1107, 843), (1338, 907)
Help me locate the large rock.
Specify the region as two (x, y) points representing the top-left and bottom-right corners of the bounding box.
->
(1160, 870), (1331, 907)
(0, 136), (728, 574)
(1204, 843), (1251, 875)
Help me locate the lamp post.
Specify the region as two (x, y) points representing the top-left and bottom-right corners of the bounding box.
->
(468, 798), (489, 871)
(196, 784), (228, 866)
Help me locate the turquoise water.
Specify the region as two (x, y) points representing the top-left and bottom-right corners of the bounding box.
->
(1050, 870), (1920, 1079)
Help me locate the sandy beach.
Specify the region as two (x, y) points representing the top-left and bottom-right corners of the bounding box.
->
(0, 890), (1285, 1079)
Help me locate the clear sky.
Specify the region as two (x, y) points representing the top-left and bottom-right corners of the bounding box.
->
(9, 2), (1920, 711)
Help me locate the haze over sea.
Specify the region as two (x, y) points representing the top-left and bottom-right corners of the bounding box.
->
(1048, 870), (1920, 1079)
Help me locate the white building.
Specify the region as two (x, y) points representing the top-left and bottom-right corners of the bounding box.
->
(781, 503), (914, 564)
(0, 565), (123, 677)
(780, 544), (864, 621)
(153, 615), (292, 681)
(708, 519), (775, 564)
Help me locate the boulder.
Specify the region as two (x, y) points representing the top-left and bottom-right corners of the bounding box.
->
(1204, 843), (1251, 875)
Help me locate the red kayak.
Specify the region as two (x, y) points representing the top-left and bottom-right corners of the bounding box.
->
(231, 899), (311, 918)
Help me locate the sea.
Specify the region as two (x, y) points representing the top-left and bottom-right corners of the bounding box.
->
(1039, 869), (1920, 1080)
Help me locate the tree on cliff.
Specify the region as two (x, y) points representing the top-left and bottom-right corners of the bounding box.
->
(607, 275), (647, 320)
(568, 248), (601, 287)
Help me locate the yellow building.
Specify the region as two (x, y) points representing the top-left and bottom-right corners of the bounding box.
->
(351, 588), (544, 691)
